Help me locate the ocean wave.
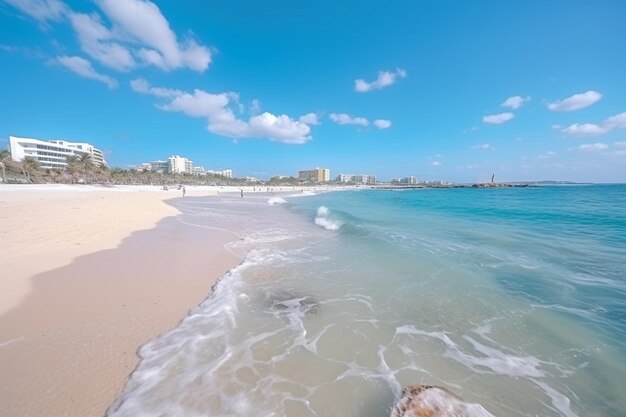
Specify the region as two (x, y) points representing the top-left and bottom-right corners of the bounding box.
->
(287, 191), (317, 198)
(314, 206), (343, 230)
(268, 197), (287, 205)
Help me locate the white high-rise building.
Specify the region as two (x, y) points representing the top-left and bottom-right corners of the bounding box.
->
(168, 155), (193, 174)
(8, 136), (106, 169)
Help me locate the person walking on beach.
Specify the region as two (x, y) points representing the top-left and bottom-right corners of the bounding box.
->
(240, 189), (244, 198)
(182, 186), (186, 197)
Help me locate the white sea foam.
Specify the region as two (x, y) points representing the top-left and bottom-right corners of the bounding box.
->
(395, 326), (545, 378)
(268, 197), (287, 205)
(286, 190), (317, 197)
(314, 205), (342, 230)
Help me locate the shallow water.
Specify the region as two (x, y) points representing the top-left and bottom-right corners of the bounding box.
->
(108, 185), (626, 417)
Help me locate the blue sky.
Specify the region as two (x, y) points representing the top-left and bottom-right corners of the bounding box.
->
(1, 0), (625, 182)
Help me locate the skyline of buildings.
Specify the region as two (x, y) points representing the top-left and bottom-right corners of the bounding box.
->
(6, 136), (427, 183)
(136, 155), (233, 178)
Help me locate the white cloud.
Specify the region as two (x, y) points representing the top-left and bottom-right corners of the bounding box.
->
(614, 141), (626, 148)
(562, 123), (607, 137)
(130, 78), (182, 98)
(472, 143), (491, 150)
(69, 12), (135, 71)
(329, 113), (369, 127)
(3, 0), (67, 22)
(299, 113), (320, 125)
(603, 112), (626, 130)
(354, 68), (406, 93)
(137, 85), (312, 144)
(547, 90), (602, 111)
(502, 95), (529, 110)
(430, 161), (442, 167)
(576, 143), (608, 152)
(55, 55), (117, 88)
(483, 112), (514, 124)
(374, 119), (391, 129)
(98, 0), (212, 72)
(561, 111), (626, 137)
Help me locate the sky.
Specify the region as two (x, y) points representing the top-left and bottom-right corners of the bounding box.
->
(1, 0), (625, 182)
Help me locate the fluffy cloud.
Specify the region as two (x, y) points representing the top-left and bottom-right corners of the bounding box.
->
(548, 90), (602, 111)
(373, 119), (391, 129)
(483, 112), (514, 124)
(562, 123), (607, 137)
(98, 0), (211, 72)
(69, 12), (135, 72)
(133, 80), (313, 144)
(299, 113), (320, 125)
(562, 111), (626, 137)
(354, 68), (406, 93)
(576, 143), (608, 152)
(329, 113), (369, 127)
(501, 95), (529, 110)
(7, 0), (212, 73)
(3, 0), (67, 22)
(55, 55), (117, 88)
(430, 161), (442, 167)
(604, 112), (626, 130)
(615, 141), (626, 148)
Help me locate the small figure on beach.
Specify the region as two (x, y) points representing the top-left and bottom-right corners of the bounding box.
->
(240, 189), (244, 198)
(182, 186), (186, 197)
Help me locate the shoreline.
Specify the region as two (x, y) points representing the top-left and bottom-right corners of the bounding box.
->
(0, 185), (241, 417)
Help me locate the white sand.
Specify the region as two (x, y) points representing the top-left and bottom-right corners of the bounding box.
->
(0, 184), (240, 417)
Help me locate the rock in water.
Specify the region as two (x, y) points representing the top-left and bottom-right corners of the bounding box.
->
(390, 385), (496, 417)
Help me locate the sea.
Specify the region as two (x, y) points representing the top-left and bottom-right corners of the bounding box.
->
(107, 184), (626, 417)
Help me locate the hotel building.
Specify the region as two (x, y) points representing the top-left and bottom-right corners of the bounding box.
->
(8, 135), (106, 169)
(168, 155), (193, 174)
(299, 168), (330, 183)
(336, 174), (376, 184)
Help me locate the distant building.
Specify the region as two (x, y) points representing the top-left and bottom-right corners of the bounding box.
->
(149, 160), (169, 173)
(192, 166), (206, 176)
(168, 155), (193, 174)
(336, 174), (376, 184)
(8, 135), (106, 169)
(391, 176), (418, 185)
(135, 163), (152, 172)
(207, 169), (233, 178)
(299, 168), (330, 182)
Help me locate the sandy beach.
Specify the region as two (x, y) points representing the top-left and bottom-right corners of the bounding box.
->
(0, 185), (240, 417)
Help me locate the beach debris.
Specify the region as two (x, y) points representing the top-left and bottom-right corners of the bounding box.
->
(390, 385), (495, 417)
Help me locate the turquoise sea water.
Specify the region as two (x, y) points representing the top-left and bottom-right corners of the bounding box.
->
(108, 185), (626, 417)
